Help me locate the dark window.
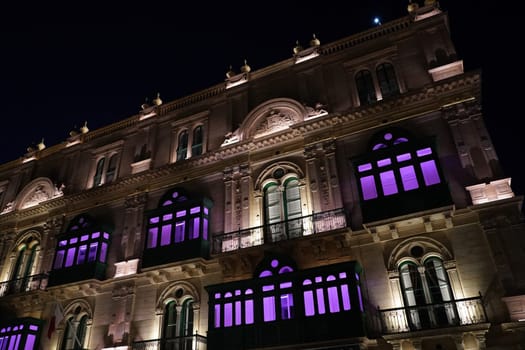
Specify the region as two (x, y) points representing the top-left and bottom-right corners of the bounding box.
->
(376, 63), (399, 98)
(177, 131), (189, 161)
(94, 157), (105, 186)
(355, 69), (376, 105)
(192, 126), (203, 156)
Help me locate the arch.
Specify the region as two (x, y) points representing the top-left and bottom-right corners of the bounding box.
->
(61, 299), (93, 324)
(387, 236), (453, 270)
(255, 162), (305, 190)
(368, 127), (414, 152)
(239, 98), (307, 140)
(15, 177), (60, 210)
(157, 280), (200, 310)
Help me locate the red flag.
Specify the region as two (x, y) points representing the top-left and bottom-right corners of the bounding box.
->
(47, 303), (64, 339)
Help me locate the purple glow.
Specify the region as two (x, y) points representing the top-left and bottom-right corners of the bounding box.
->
(175, 222), (185, 242)
(176, 210), (186, 218)
(70, 237), (78, 244)
(65, 247), (76, 267)
(225, 292), (232, 297)
(172, 192), (179, 199)
(163, 214), (173, 221)
(416, 147), (432, 157)
(263, 296), (276, 321)
(339, 272), (347, 279)
(397, 153), (411, 162)
(224, 303), (233, 327)
(191, 217), (200, 239)
(377, 158), (391, 167)
(380, 170), (398, 196)
(103, 232), (109, 239)
(214, 304), (221, 327)
(203, 219), (208, 239)
(303, 279), (312, 286)
(357, 285), (364, 311)
(215, 293), (221, 299)
(327, 286), (340, 313)
(327, 275), (336, 282)
(161, 224), (172, 246)
(316, 288), (326, 314)
(355, 273), (360, 280)
(77, 245), (87, 264)
(262, 285), (274, 292)
(341, 284), (351, 310)
(304, 290), (315, 316)
(279, 266), (293, 274)
(235, 290), (241, 296)
(54, 250), (65, 269)
(245, 299), (254, 324)
(373, 143), (387, 150)
(315, 276), (322, 283)
(13, 334), (21, 349)
(190, 206), (200, 214)
(204, 207), (209, 214)
(162, 200), (173, 206)
(246, 289), (253, 294)
(358, 163), (372, 172)
(394, 137), (409, 144)
(271, 259), (279, 268)
(59, 240), (67, 247)
(259, 270), (272, 277)
(360, 175), (378, 200)
(383, 132), (392, 140)
(420, 160), (441, 185)
(150, 217), (159, 224)
(147, 228), (158, 248)
(25, 335), (36, 350)
(100, 242), (108, 262)
(92, 232), (100, 239)
(80, 235), (89, 241)
(280, 293), (294, 319)
(88, 243), (98, 262)
(235, 301), (242, 325)
(400, 165), (419, 191)
(280, 282), (292, 288)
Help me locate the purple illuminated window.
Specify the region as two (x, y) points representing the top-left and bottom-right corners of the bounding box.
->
(162, 200), (173, 206)
(77, 245), (87, 264)
(263, 296), (276, 321)
(70, 237), (78, 244)
(25, 334), (35, 349)
(262, 285), (274, 292)
(150, 217), (159, 224)
(80, 235), (89, 242)
(190, 206), (200, 214)
(328, 286), (340, 313)
(304, 290), (315, 316)
(59, 240), (67, 247)
(214, 304), (221, 328)
(54, 250), (65, 269)
(191, 217), (200, 239)
(280, 281), (292, 288)
(224, 302), (233, 327)
(103, 232), (109, 239)
(357, 285), (364, 312)
(360, 175), (378, 200)
(420, 160), (441, 185)
(88, 243), (98, 262)
(316, 288), (326, 314)
(341, 284), (351, 310)
(394, 137), (408, 144)
(65, 247), (76, 267)
(280, 293), (294, 319)
(203, 219), (208, 240)
(100, 243), (108, 263)
(176, 210), (186, 218)
(204, 207), (209, 215)
(175, 222), (185, 242)
(339, 272), (347, 279)
(163, 214), (173, 221)
(377, 158), (391, 167)
(358, 163), (372, 172)
(259, 270), (272, 277)
(245, 289), (254, 324)
(397, 153), (411, 162)
(416, 147), (432, 157)
(373, 143), (387, 150)
(400, 165), (419, 191)
(161, 225), (172, 246)
(380, 170), (398, 196)
(147, 228), (158, 248)
(235, 301), (242, 325)
(279, 266), (293, 274)
(92, 232), (100, 239)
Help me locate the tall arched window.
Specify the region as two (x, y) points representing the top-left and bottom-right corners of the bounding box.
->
(9, 237), (39, 294)
(355, 69), (376, 105)
(163, 301), (177, 348)
(192, 126), (203, 156)
(399, 257), (456, 330)
(177, 131), (189, 161)
(60, 314), (88, 350)
(105, 154), (118, 183)
(93, 158), (105, 186)
(376, 62), (399, 99)
(162, 297), (195, 350)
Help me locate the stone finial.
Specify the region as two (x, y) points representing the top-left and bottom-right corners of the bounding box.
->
(37, 138), (46, 151)
(240, 59), (251, 73)
(80, 121), (89, 134)
(153, 92), (162, 106)
(407, 0), (419, 13)
(310, 34), (320, 47)
(293, 40), (303, 54)
(226, 65), (236, 78)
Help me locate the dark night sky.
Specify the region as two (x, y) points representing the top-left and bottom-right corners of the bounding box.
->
(1, 2), (520, 196)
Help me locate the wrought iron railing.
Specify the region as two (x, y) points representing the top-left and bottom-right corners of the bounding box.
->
(132, 334), (207, 350)
(378, 295), (487, 334)
(212, 208), (347, 254)
(0, 273), (48, 297)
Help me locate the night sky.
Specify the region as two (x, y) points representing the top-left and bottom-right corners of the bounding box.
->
(1, 3), (518, 196)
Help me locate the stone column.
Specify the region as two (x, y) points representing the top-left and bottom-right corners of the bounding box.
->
(123, 193), (147, 259)
(304, 144), (322, 214)
(223, 167), (234, 233)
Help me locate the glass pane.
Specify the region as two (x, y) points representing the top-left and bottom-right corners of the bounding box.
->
(263, 296), (276, 321)
(99, 243), (108, 263)
(175, 222), (185, 242)
(400, 165), (419, 191)
(147, 228), (158, 248)
(161, 224), (172, 246)
(380, 170), (398, 196)
(420, 160), (441, 186)
(360, 175), (378, 200)
(88, 243), (98, 262)
(245, 299), (254, 324)
(304, 290), (315, 316)
(54, 250), (65, 269)
(77, 245), (87, 264)
(65, 247), (76, 267)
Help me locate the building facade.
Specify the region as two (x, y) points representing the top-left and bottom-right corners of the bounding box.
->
(1, 2), (524, 349)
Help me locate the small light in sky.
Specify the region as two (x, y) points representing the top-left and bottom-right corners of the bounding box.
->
(373, 17), (381, 25)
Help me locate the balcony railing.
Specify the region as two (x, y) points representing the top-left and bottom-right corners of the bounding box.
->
(378, 295), (487, 334)
(0, 273), (48, 297)
(132, 334), (207, 350)
(212, 208), (347, 254)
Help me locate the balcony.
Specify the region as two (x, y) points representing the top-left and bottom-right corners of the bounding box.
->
(132, 334), (206, 350)
(0, 273), (48, 297)
(212, 208), (347, 254)
(378, 295), (487, 334)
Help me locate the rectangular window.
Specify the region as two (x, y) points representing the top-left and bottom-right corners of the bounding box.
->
(54, 250), (65, 269)
(190, 217), (200, 239)
(88, 243), (98, 262)
(203, 219), (208, 240)
(380, 170), (398, 196)
(316, 288), (326, 314)
(100, 242), (108, 263)
(147, 228), (158, 248)
(400, 165), (419, 191)
(396, 153), (411, 162)
(360, 175), (378, 200)
(420, 160), (441, 186)
(416, 147), (432, 157)
(190, 206), (200, 214)
(280, 293), (294, 319)
(304, 290), (315, 316)
(341, 284), (351, 310)
(214, 304), (221, 328)
(235, 301), (242, 325)
(161, 224), (172, 246)
(263, 296), (276, 321)
(65, 247), (76, 267)
(77, 245), (87, 264)
(377, 158), (392, 167)
(327, 286), (340, 313)
(175, 222), (185, 242)
(245, 299), (254, 324)
(149, 217), (159, 224)
(163, 213), (173, 221)
(358, 163), (372, 172)
(224, 302), (233, 327)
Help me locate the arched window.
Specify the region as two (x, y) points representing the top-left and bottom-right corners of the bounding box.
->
(92, 152), (120, 187)
(105, 154), (118, 183)
(60, 314), (88, 350)
(163, 301), (177, 346)
(192, 126), (203, 156)
(399, 257), (456, 330)
(376, 63), (399, 99)
(93, 158), (105, 186)
(355, 69), (376, 105)
(177, 131), (189, 161)
(8, 237), (39, 294)
(162, 297), (195, 350)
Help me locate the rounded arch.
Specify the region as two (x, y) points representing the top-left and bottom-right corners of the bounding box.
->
(157, 280), (200, 310)
(255, 161), (305, 190)
(61, 299), (93, 325)
(388, 236), (453, 270)
(239, 98), (308, 140)
(12, 229), (42, 251)
(368, 127), (414, 151)
(15, 177), (59, 210)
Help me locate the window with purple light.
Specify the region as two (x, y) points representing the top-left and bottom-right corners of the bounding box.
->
(147, 228), (158, 248)
(77, 245), (87, 264)
(70, 237), (78, 244)
(88, 243), (98, 262)
(360, 175), (378, 200)
(358, 163), (372, 172)
(263, 296), (276, 321)
(92, 232), (100, 239)
(377, 158), (392, 167)
(54, 250), (65, 269)
(163, 213), (173, 221)
(175, 222), (185, 242)
(162, 200), (173, 206)
(204, 207), (209, 214)
(373, 143), (387, 150)
(214, 304), (221, 328)
(316, 288), (326, 314)
(65, 247), (76, 267)
(190, 217), (200, 239)
(279, 266), (293, 274)
(393, 137), (408, 144)
(420, 160), (441, 186)
(245, 289), (254, 324)
(280, 293), (294, 319)
(416, 147), (432, 157)
(190, 206), (200, 214)
(203, 219), (208, 239)
(397, 153), (411, 162)
(380, 170), (398, 196)
(161, 225), (172, 246)
(400, 165), (419, 191)
(259, 270), (272, 277)
(340, 284), (351, 310)
(176, 210), (186, 218)
(80, 234), (89, 241)
(224, 292), (233, 327)
(235, 299), (242, 325)
(150, 217), (159, 224)
(100, 243), (108, 263)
